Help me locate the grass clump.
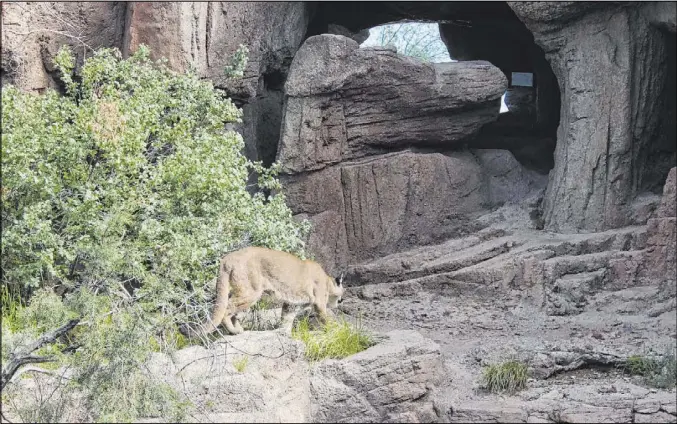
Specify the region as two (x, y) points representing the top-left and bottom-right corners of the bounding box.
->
(480, 360), (529, 394)
(622, 351), (676, 389)
(291, 315), (373, 361)
(624, 355), (660, 376)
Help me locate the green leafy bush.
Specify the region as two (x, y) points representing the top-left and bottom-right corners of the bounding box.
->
(292, 315), (373, 361)
(2, 45), (308, 298)
(1, 44), (309, 421)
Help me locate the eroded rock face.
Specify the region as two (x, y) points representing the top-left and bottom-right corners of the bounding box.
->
(643, 167), (677, 282)
(509, 1), (677, 233)
(1, 2), (127, 91)
(1, 1), (311, 165)
(283, 148), (547, 274)
(123, 2), (309, 100)
(2, 329), (447, 424)
(123, 2), (311, 164)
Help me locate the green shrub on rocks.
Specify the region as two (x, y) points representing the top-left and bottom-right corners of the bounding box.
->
(1, 44), (309, 422)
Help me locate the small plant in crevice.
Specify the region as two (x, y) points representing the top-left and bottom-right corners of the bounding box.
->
(291, 314), (373, 361)
(233, 356), (249, 373)
(480, 360), (529, 394)
(621, 350), (676, 389)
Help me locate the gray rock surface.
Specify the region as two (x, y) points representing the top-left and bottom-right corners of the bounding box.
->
(337, 215), (676, 423)
(643, 167), (677, 282)
(1, 2), (127, 91)
(310, 330), (446, 423)
(283, 149), (545, 275)
(1, 329), (447, 424)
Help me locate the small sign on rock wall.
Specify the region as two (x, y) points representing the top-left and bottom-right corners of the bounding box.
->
(511, 72), (534, 87)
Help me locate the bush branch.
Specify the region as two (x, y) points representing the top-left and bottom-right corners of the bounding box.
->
(1, 318), (80, 392)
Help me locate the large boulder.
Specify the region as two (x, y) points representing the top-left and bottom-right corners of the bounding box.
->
(283, 148), (545, 274)
(508, 2), (677, 233)
(278, 34), (507, 173)
(278, 35), (522, 273)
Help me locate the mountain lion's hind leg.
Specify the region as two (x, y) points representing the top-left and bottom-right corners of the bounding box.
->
(279, 302), (297, 333)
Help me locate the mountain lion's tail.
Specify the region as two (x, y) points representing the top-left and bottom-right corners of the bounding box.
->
(181, 263), (238, 337)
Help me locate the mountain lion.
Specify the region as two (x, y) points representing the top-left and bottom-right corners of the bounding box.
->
(180, 246), (345, 337)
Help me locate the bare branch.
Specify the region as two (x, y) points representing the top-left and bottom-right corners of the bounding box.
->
(3, 29), (93, 52)
(1, 318), (80, 392)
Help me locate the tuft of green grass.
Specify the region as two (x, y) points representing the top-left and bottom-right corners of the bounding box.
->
(1, 284), (25, 332)
(233, 356), (249, 373)
(480, 360), (529, 394)
(624, 355), (660, 376)
(291, 315), (374, 361)
(622, 352), (676, 389)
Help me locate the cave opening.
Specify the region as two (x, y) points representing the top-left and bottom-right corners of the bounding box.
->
(301, 1), (561, 175)
(641, 28), (676, 195)
(254, 69), (287, 168)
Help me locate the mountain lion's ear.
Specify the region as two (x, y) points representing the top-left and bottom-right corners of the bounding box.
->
(338, 272), (344, 287)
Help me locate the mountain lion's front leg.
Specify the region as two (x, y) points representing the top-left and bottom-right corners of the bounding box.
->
(313, 303), (329, 326)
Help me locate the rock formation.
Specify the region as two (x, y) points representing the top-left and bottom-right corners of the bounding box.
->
(644, 167), (677, 283)
(310, 330), (445, 422)
(1, 1), (310, 165)
(2, 2), (675, 423)
(278, 34), (548, 274)
(509, 1), (677, 233)
(1, 2), (127, 92)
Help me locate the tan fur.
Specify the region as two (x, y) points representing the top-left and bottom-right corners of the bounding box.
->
(182, 247), (344, 337)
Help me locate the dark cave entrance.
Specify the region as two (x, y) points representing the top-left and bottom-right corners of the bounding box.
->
(299, 1), (561, 175)
(256, 69), (287, 168)
(641, 28), (676, 195)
